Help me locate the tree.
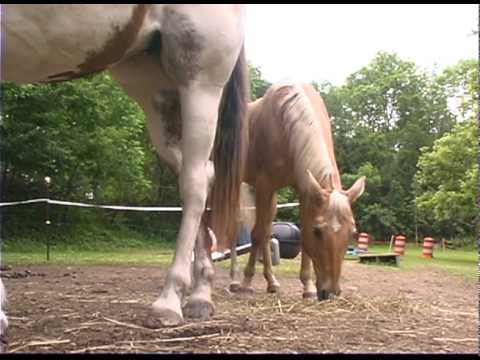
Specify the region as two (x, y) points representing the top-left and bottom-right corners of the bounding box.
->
(415, 119), (477, 238)
(2, 55), (475, 246)
(435, 59), (478, 122)
(248, 63), (271, 101)
(1, 73), (157, 233)
(318, 52), (457, 240)
(2, 74), (153, 203)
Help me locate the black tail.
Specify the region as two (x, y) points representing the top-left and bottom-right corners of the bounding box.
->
(210, 45), (250, 250)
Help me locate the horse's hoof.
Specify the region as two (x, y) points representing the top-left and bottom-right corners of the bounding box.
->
(0, 334), (7, 353)
(302, 291), (316, 299)
(238, 286), (255, 294)
(266, 284), (280, 294)
(229, 283), (241, 293)
(317, 289), (336, 301)
(183, 299), (215, 320)
(144, 306), (184, 328)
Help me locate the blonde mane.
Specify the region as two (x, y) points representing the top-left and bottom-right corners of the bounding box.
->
(265, 81), (335, 191)
(265, 81), (352, 231)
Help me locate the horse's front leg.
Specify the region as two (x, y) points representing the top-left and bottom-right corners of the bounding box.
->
(145, 84), (221, 327)
(183, 213), (215, 319)
(300, 247), (316, 299)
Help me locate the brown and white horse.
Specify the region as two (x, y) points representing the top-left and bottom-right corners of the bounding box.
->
(2, 4), (249, 327)
(229, 81), (365, 300)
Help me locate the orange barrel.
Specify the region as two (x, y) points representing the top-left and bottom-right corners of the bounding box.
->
(422, 236), (435, 259)
(394, 234), (407, 256)
(357, 232), (369, 252)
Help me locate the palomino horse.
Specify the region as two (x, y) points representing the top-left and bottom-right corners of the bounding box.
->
(3, 4), (249, 327)
(229, 81), (365, 300)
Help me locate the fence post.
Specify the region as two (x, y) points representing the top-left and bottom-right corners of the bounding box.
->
(388, 235), (395, 251)
(45, 176), (51, 261)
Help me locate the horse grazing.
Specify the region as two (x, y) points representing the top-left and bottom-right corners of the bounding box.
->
(3, 4), (249, 327)
(229, 81), (365, 300)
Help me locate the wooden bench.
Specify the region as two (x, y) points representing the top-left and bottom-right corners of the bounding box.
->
(358, 252), (400, 266)
(442, 239), (457, 250)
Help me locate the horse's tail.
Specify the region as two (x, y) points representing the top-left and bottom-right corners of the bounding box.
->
(210, 45), (250, 251)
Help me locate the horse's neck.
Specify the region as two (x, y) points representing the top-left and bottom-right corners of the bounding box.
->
(300, 83), (342, 190)
(245, 85), (342, 192)
(245, 97), (291, 187)
(290, 121), (341, 194)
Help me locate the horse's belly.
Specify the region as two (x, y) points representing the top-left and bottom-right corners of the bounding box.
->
(3, 4), (148, 83)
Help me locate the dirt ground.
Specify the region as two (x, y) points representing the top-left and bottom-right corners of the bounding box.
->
(1, 258), (478, 354)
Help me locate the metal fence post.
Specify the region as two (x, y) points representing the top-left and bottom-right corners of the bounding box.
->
(45, 176), (51, 261)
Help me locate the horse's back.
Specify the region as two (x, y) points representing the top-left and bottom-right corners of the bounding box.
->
(245, 82), (301, 187)
(3, 4), (154, 83)
(4, 4), (246, 85)
(247, 80), (341, 190)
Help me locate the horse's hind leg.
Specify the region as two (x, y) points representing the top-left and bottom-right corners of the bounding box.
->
(241, 183), (279, 293)
(261, 193), (280, 293)
(183, 213), (215, 320)
(146, 84), (222, 327)
(229, 239), (242, 292)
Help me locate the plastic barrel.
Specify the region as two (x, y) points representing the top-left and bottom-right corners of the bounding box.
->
(357, 232), (369, 252)
(394, 234), (407, 256)
(272, 222), (301, 259)
(422, 236), (434, 259)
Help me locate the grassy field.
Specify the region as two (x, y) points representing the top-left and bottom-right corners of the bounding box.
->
(216, 243), (478, 280)
(2, 242), (477, 280)
(363, 244), (478, 279)
(3, 248), (174, 266)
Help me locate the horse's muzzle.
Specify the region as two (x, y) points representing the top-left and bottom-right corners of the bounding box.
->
(317, 288), (341, 301)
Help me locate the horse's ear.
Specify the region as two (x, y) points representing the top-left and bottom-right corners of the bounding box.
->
(346, 176), (366, 203)
(306, 169), (329, 202)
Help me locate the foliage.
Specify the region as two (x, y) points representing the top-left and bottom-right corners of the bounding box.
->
(415, 119), (478, 237)
(248, 62), (272, 101)
(1, 53), (476, 247)
(435, 59), (478, 121)
(413, 59), (478, 240)
(1, 73), (183, 238)
(316, 52), (469, 241)
(1, 73), (152, 204)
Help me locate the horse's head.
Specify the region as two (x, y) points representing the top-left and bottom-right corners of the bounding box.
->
(302, 170), (365, 301)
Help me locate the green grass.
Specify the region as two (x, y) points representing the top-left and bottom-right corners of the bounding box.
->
(354, 243), (478, 280)
(2, 240), (477, 281)
(3, 248), (175, 266)
(3, 240), (177, 266)
(217, 243), (478, 281)
(2, 222), (177, 265)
